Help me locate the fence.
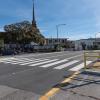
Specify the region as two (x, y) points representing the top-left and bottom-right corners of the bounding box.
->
(84, 50), (100, 69)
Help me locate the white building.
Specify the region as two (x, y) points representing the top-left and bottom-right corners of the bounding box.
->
(75, 38), (100, 50)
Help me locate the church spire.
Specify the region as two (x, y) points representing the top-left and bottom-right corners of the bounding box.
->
(32, 0), (36, 27)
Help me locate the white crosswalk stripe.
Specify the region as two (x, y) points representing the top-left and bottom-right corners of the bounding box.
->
(69, 61), (92, 71)
(29, 59), (58, 66)
(1, 59), (49, 65)
(1, 57), (48, 62)
(54, 60), (79, 69)
(40, 59), (68, 68)
(0, 58), (33, 63)
(19, 59), (50, 65)
(3, 59), (49, 65)
(0, 58), (58, 66)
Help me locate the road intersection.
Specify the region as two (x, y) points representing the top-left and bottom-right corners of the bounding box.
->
(0, 51), (92, 99)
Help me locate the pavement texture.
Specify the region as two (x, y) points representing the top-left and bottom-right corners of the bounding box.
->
(50, 70), (100, 100)
(0, 85), (40, 100)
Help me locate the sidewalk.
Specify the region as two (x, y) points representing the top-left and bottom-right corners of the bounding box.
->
(50, 69), (100, 100)
(0, 85), (40, 100)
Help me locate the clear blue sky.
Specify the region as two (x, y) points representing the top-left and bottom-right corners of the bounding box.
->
(0, 0), (100, 40)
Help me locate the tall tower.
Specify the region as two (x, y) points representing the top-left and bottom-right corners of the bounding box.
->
(31, 0), (45, 45)
(32, 0), (36, 27)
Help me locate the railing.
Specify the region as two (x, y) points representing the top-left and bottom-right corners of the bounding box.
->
(84, 51), (100, 69)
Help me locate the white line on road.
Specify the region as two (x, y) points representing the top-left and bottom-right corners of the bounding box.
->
(19, 59), (50, 65)
(1, 58), (37, 62)
(54, 60), (79, 69)
(29, 59), (58, 66)
(1, 58), (49, 65)
(69, 61), (92, 71)
(0, 57), (48, 62)
(40, 59), (68, 68)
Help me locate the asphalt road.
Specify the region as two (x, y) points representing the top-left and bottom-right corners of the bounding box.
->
(0, 51), (89, 97)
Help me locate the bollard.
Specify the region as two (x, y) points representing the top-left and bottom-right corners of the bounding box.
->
(98, 52), (100, 59)
(84, 52), (87, 69)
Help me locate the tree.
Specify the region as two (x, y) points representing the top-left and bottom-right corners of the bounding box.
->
(4, 21), (45, 44)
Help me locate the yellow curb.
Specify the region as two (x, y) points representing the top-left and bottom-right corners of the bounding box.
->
(39, 71), (80, 100)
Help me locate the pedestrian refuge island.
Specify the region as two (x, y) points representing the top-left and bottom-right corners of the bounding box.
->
(84, 51), (100, 71)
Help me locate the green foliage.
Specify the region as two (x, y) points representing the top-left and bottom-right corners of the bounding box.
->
(4, 21), (32, 33)
(4, 21), (45, 44)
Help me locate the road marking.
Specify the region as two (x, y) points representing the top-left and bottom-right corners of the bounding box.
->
(0, 57), (15, 62)
(69, 61), (92, 71)
(0, 53), (82, 64)
(40, 59), (68, 68)
(0, 58), (32, 63)
(54, 60), (79, 69)
(1, 58), (37, 62)
(40, 54), (82, 59)
(1, 59), (33, 63)
(29, 59), (58, 66)
(3, 59), (49, 65)
(0, 54), (83, 71)
(39, 71), (80, 100)
(0, 59), (35, 64)
(0, 58), (49, 65)
(19, 59), (50, 65)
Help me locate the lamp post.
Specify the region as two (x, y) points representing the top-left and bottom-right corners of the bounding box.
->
(56, 24), (66, 51)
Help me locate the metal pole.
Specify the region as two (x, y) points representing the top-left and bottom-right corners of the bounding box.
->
(56, 25), (59, 51)
(56, 24), (66, 51)
(56, 25), (59, 45)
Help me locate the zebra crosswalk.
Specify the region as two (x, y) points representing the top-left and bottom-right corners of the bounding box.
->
(0, 57), (92, 71)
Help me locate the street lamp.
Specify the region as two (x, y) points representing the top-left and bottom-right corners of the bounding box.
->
(56, 24), (66, 51)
